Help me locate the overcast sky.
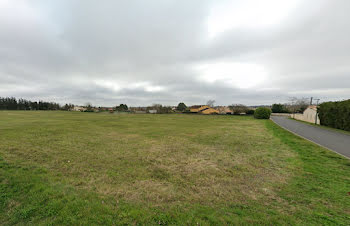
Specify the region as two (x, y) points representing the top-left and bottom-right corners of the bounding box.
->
(1, 0), (349, 106)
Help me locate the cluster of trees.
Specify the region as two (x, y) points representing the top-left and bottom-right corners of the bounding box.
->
(1, 96), (315, 118)
(84, 103), (94, 112)
(115, 104), (128, 112)
(148, 104), (172, 114)
(62, 104), (75, 111)
(272, 98), (309, 114)
(0, 97), (67, 110)
(318, 99), (350, 131)
(271, 104), (289, 113)
(229, 104), (254, 115)
(175, 102), (257, 115)
(288, 97), (309, 113)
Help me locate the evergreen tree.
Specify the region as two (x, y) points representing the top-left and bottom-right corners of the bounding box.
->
(176, 102), (187, 112)
(115, 104), (128, 112)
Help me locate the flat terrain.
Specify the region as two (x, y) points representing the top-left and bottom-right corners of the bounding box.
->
(271, 116), (350, 159)
(0, 111), (349, 225)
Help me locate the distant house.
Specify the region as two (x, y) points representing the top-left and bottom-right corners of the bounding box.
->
(216, 106), (232, 114)
(201, 107), (220, 115)
(130, 107), (147, 113)
(190, 105), (219, 115)
(148, 109), (157, 114)
(292, 105), (320, 124)
(190, 105), (209, 113)
(73, 106), (86, 112)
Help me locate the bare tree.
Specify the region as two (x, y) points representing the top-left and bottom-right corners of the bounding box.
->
(287, 97), (309, 114)
(206, 100), (215, 107)
(229, 104), (248, 115)
(85, 102), (94, 112)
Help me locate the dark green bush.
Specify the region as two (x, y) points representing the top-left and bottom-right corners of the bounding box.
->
(254, 107), (271, 119)
(245, 109), (255, 115)
(318, 99), (350, 131)
(271, 104), (289, 113)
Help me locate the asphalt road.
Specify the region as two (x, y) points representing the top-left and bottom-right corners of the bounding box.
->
(271, 116), (350, 159)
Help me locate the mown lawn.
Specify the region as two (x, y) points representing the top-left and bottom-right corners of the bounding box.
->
(0, 111), (349, 225)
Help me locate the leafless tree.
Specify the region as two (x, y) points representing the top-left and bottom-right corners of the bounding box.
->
(206, 100), (215, 107)
(287, 97), (309, 114)
(84, 102), (94, 112)
(229, 104), (248, 115)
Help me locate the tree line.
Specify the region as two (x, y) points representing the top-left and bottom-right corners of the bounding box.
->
(271, 97), (309, 113)
(0, 97), (73, 111)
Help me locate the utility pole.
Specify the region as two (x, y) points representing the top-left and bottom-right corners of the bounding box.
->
(314, 98), (320, 124)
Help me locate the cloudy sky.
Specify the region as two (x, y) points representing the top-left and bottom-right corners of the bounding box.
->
(1, 0), (349, 106)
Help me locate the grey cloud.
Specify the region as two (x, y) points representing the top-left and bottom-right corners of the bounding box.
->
(0, 0), (349, 106)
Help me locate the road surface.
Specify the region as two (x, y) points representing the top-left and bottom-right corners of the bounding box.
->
(271, 116), (350, 159)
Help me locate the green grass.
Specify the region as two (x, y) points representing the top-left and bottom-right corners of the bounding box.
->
(0, 111), (349, 225)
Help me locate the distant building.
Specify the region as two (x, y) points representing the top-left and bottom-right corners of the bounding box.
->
(216, 106), (232, 114)
(148, 109), (157, 114)
(73, 106), (86, 112)
(292, 105), (320, 124)
(130, 107), (147, 113)
(190, 105), (209, 113)
(201, 107), (220, 115)
(190, 105), (219, 115)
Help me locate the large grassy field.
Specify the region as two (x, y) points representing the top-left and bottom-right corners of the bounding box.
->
(0, 111), (349, 225)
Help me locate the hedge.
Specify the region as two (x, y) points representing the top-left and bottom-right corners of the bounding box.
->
(318, 99), (350, 131)
(254, 107), (271, 119)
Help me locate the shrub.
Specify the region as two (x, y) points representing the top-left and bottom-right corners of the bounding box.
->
(271, 104), (289, 113)
(254, 107), (271, 119)
(245, 109), (255, 115)
(318, 99), (350, 131)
